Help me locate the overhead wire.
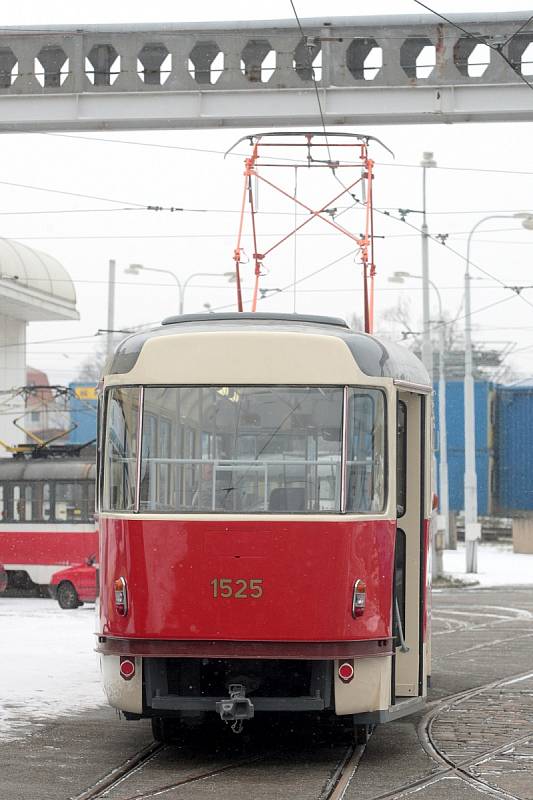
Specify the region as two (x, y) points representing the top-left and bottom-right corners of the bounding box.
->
(502, 14), (533, 47)
(288, 0), (331, 161)
(411, 1), (533, 92)
(32, 132), (533, 178)
(0, 177), (149, 208)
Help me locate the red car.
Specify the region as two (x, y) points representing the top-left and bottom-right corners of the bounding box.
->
(0, 563), (7, 593)
(49, 555), (97, 609)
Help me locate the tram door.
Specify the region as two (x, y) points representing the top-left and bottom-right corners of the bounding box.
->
(394, 391), (427, 698)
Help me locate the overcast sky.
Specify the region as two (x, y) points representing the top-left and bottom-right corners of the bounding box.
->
(2, 1), (533, 384)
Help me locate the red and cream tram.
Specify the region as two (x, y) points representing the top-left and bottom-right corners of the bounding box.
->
(96, 312), (432, 740)
(0, 455), (97, 590)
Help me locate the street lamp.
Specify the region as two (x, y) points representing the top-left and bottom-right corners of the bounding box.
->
(389, 270), (450, 565)
(420, 151), (437, 375)
(107, 259), (116, 359)
(125, 264), (235, 315)
(464, 212), (533, 573)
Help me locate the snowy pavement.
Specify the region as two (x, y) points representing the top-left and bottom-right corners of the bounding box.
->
(443, 541), (533, 587)
(0, 598), (104, 742)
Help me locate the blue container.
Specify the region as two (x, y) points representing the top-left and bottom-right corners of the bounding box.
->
(68, 382), (97, 445)
(434, 380), (492, 515)
(493, 386), (533, 513)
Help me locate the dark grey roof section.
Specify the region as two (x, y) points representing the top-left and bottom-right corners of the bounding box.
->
(162, 312), (349, 327)
(0, 458), (95, 481)
(108, 313), (430, 387)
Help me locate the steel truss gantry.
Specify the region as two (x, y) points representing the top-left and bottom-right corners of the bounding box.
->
(0, 12), (531, 131)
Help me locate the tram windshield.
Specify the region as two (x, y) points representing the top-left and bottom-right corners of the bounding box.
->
(102, 385), (385, 514)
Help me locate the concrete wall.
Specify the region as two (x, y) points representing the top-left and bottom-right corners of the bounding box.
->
(0, 314), (26, 455)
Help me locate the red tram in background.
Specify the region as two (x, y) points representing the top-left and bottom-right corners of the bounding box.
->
(97, 313), (432, 741)
(0, 455), (97, 590)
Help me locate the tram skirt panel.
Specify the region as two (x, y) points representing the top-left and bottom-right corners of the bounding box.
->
(102, 655), (142, 714)
(334, 656), (391, 715)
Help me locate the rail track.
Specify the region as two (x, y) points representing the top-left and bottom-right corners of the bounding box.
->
(71, 725), (364, 800)
(362, 668), (533, 800)
(72, 602), (533, 800)
(71, 671), (533, 800)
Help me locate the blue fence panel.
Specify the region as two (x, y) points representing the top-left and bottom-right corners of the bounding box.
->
(434, 380), (492, 515)
(494, 386), (533, 513)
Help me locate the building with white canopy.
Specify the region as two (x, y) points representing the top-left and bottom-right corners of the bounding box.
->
(0, 239), (79, 451)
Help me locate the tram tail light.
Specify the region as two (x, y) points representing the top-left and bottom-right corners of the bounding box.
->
(119, 657), (135, 681)
(114, 576), (128, 616)
(338, 660), (355, 683)
(352, 579), (366, 618)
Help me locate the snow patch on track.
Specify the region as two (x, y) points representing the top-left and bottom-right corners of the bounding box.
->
(0, 598), (104, 742)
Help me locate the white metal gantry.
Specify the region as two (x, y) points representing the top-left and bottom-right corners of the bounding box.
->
(0, 12), (531, 131)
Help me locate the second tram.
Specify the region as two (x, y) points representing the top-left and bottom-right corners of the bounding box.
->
(0, 455), (97, 589)
(97, 312), (432, 739)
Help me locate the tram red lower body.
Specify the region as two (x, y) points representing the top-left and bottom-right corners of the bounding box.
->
(0, 528), (98, 567)
(99, 517), (396, 644)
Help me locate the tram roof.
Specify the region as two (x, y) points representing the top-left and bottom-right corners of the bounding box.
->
(109, 313), (430, 387)
(0, 458), (95, 481)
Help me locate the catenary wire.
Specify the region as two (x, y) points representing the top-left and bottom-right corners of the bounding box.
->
(411, 0), (533, 92)
(40, 133), (533, 178)
(502, 13), (533, 47)
(288, 0), (332, 162)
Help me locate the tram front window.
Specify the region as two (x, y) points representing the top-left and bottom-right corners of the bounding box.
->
(140, 386), (343, 514)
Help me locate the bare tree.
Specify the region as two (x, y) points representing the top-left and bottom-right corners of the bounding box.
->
(76, 344), (109, 382)
(347, 312), (364, 331)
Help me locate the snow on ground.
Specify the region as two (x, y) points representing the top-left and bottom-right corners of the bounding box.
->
(0, 598), (104, 742)
(443, 541), (533, 587)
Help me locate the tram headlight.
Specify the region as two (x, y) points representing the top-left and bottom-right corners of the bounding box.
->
(114, 576), (128, 616)
(351, 579), (366, 617)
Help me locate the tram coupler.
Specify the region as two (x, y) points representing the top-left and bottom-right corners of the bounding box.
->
(216, 684), (254, 723)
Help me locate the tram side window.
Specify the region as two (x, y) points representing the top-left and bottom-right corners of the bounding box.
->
(55, 482), (86, 521)
(397, 401), (407, 517)
(345, 389), (386, 513)
(0, 482), (52, 522)
(34, 482), (51, 521)
(103, 387), (139, 511)
(12, 484), (32, 521)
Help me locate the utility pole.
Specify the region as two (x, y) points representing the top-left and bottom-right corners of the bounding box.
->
(438, 319), (450, 548)
(420, 152), (442, 579)
(106, 259), (116, 360)
(420, 152), (436, 376)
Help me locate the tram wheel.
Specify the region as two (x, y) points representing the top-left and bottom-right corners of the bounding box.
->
(354, 723), (374, 745)
(57, 581), (81, 609)
(151, 716), (181, 744)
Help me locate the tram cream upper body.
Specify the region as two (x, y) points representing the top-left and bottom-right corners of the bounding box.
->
(104, 331), (391, 389)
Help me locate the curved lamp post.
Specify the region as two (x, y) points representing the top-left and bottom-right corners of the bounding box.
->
(464, 212), (533, 573)
(125, 264), (235, 315)
(389, 270), (449, 563)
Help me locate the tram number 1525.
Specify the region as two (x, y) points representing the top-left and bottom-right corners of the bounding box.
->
(210, 578), (263, 599)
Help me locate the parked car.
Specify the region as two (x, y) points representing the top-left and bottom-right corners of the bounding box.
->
(49, 555), (97, 609)
(0, 563), (7, 593)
